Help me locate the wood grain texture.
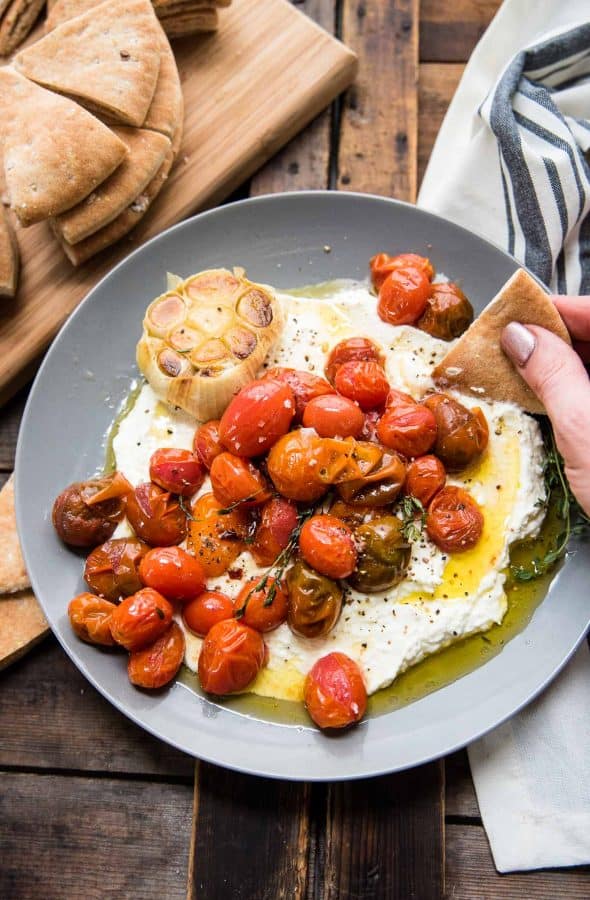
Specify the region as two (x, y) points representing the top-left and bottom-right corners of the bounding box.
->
(420, 0), (501, 63)
(337, 0), (418, 202)
(0, 388), (26, 469)
(418, 63), (464, 186)
(0, 773), (193, 900)
(445, 750), (479, 819)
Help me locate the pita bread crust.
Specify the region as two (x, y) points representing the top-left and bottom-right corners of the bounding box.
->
(45, 0), (102, 30)
(17, 0), (162, 127)
(0, 475), (30, 593)
(0, 68), (127, 226)
(433, 268), (571, 415)
(0, 590), (49, 670)
(143, 28), (183, 139)
(0, 0), (46, 57)
(0, 207), (19, 298)
(159, 8), (218, 35)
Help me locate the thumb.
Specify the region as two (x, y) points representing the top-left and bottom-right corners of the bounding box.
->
(501, 321), (590, 514)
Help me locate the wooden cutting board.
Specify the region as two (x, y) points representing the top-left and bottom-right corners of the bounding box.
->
(0, 0), (357, 404)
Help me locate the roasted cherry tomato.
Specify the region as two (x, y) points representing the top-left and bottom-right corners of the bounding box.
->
(334, 360), (390, 411)
(149, 448), (206, 497)
(426, 486), (484, 552)
(370, 252), (434, 292)
(377, 403), (437, 458)
(405, 455), (446, 506)
(68, 593), (117, 646)
(423, 393), (489, 471)
(84, 537), (149, 601)
(219, 378), (295, 456)
(251, 497), (299, 566)
(210, 452), (271, 508)
(182, 590), (234, 637)
(128, 622), (185, 689)
(329, 499), (379, 528)
(52, 472), (131, 548)
(139, 546), (206, 603)
(324, 337), (384, 385)
(109, 587), (174, 651)
(417, 282), (473, 340)
(234, 576), (289, 632)
(263, 367), (335, 422)
(126, 482), (187, 546)
(193, 419), (224, 470)
(377, 267), (431, 326)
(267, 429), (330, 502)
(336, 444), (406, 507)
(198, 619), (266, 694)
(299, 514), (357, 579)
(188, 492), (250, 577)
(348, 516), (410, 592)
(385, 387), (415, 410)
(359, 409), (381, 443)
(304, 652), (367, 729)
(302, 394), (365, 438)
(286, 560), (342, 638)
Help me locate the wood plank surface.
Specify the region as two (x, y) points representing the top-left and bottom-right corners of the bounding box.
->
(418, 63), (464, 186)
(420, 0), (501, 63)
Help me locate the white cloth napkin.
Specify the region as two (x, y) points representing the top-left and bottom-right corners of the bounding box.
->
(417, 0), (590, 873)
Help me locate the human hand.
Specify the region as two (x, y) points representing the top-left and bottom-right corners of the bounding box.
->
(501, 296), (590, 516)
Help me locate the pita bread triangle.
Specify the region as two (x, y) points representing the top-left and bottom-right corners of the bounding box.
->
(0, 207), (19, 298)
(433, 268), (571, 415)
(143, 27), (183, 139)
(16, 0), (162, 127)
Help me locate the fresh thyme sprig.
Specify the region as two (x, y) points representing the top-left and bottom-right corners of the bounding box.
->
(400, 495), (426, 542)
(178, 494), (196, 521)
(217, 490), (265, 515)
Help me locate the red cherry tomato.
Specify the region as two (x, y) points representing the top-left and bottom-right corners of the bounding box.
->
(126, 482), (187, 547)
(193, 419), (224, 470)
(334, 361), (390, 411)
(302, 394), (365, 438)
(219, 378), (295, 456)
(234, 576), (289, 632)
(304, 652), (367, 729)
(198, 619), (266, 694)
(84, 537), (149, 601)
(182, 590), (234, 636)
(128, 622), (185, 689)
(109, 587), (174, 651)
(263, 367), (335, 422)
(377, 267), (431, 326)
(251, 497), (299, 566)
(405, 455), (446, 506)
(139, 546), (206, 603)
(385, 387), (415, 410)
(149, 448), (206, 497)
(370, 252), (434, 291)
(298, 514), (357, 579)
(210, 452), (271, 508)
(377, 404), (437, 458)
(426, 486), (484, 553)
(68, 593), (117, 646)
(325, 337), (383, 385)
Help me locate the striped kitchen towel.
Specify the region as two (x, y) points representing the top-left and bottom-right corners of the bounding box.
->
(418, 0), (590, 874)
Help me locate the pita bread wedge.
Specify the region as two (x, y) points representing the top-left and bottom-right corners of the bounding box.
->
(45, 0), (102, 30)
(143, 28), (183, 139)
(0, 0), (46, 56)
(433, 268), (571, 415)
(154, 0), (230, 8)
(0, 68), (127, 226)
(0, 476), (30, 593)
(52, 127), (170, 245)
(0, 207), (19, 298)
(0, 590), (49, 670)
(16, 0), (162, 127)
(159, 7), (218, 36)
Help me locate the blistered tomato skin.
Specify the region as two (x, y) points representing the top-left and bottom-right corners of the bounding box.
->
(417, 282), (473, 341)
(266, 430), (329, 502)
(182, 591), (234, 637)
(109, 587), (174, 651)
(234, 577), (289, 632)
(377, 404), (437, 459)
(198, 619), (266, 695)
(370, 252), (434, 291)
(139, 546), (206, 603)
(263, 367), (335, 422)
(423, 393), (489, 472)
(210, 452), (271, 508)
(188, 493), (250, 577)
(299, 514), (358, 580)
(426, 486), (484, 553)
(325, 337), (384, 385)
(405, 455), (446, 506)
(193, 420), (224, 470)
(304, 652), (367, 729)
(52, 472), (130, 548)
(251, 497), (299, 566)
(377, 267), (431, 326)
(334, 361), (390, 411)
(84, 537), (149, 601)
(149, 448), (206, 496)
(126, 482), (187, 547)
(68, 593), (117, 646)
(128, 622), (185, 689)
(302, 394), (365, 438)
(219, 378), (296, 456)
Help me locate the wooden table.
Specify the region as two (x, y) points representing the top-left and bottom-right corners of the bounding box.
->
(1, 2), (589, 897)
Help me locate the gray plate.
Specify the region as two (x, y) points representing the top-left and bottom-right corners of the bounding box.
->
(15, 192), (590, 781)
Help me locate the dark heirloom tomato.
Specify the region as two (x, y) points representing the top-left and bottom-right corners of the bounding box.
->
(370, 252), (434, 292)
(334, 360), (390, 411)
(139, 546), (206, 603)
(188, 492), (250, 577)
(298, 515), (357, 580)
(84, 537), (149, 602)
(193, 420), (224, 470)
(198, 619), (266, 694)
(423, 393), (489, 472)
(377, 403), (437, 459)
(324, 337), (384, 385)
(348, 516), (411, 593)
(210, 452), (271, 508)
(68, 593), (117, 646)
(405, 455), (446, 506)
(304, 652), (367, 729)
(183, 591), (234, 637)
(149, 448), (206, 497)
(286, 560), (342, 638)
(219, 378), (295, 456)
(377, 267), (431, 326)
(302, 394), (365, 438)
(337, 445), (406, 508)
(263, 367), (334, 422)
(126, 482), (187, 546)
(426, 486), (484, 552)
(128, 622), (185, 689)
(417, 282), (473, 341)
(329, 499), (379, 528)
(234, 577), (289, 632)
(52, 472), (130, 548)
(251, 497), (298, 567)
(109, 587), (173, 651)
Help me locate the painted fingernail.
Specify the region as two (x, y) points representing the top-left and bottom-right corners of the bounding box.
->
(501, 322), (536, 367)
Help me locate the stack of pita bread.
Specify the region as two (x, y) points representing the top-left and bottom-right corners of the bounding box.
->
(0, 0), (184, 286)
